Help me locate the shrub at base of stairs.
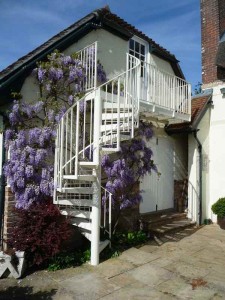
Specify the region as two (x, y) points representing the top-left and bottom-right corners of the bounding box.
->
(48, 249), (91, 271)
(7, 199), (72, 269)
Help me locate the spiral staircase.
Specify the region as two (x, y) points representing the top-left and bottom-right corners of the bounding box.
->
(53, 42), (191, 265)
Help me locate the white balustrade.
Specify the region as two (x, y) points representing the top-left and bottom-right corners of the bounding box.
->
(135, 59), (191, 118)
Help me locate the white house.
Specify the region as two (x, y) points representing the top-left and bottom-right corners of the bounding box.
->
(187, 0), (225, 225)
(168, 0), (225, 226)
(0, 6), (191, 265)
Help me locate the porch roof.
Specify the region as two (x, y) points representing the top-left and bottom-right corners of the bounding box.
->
(165, 90), (213, 134)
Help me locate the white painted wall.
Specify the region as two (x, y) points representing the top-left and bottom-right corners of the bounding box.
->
(20, 76), (39, 104)
(21, 29), (128, 102)
(150, 54), (174, 75)
(208, 85), (225, 222)
(188, 107), (210, 224)
(173, 134), (188, 180)
(20, 29), (177, 104)
(65, 29), (127, 79)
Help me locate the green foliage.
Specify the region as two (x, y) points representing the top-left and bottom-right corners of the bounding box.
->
(126, 231), (147, 245)
(100, 231), (147, 261)
(100, 247), (121, 261)
(48, 249), (91, 271)
(112, 231), (147, 248)
(48, 231), (147, 271)
(211, 197), (225, 218)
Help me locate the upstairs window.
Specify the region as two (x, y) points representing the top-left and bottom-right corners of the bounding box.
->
(129, 38), (146, 76)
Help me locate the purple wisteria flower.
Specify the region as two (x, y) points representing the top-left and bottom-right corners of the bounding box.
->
(4, 49), (107, 209)
(102, 122), (157, 213)
(38, 68), (46, 82)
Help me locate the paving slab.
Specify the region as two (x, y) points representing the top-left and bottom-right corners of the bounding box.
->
(95, 257), (135, 278)
(138, 244), (160, 253)
(118, 247), (160, 265)
(126, 263), (175, 287)
(1, 224), (225, 299)
(99, 281), (176, 300)
(46, 263), (93, 282)
(156, 276), (217, 300)
(58, 272), (119, 300)
(164, 260), (210, 279)
(204, 270), (225, 293)
(108, 272), (140, 288)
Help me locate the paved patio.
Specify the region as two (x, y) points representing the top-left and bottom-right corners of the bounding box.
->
(0, 224), (225, 299)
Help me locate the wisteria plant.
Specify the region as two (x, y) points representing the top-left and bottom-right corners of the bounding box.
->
(4, 50), (107, 209)
(102, 121), (158, 232)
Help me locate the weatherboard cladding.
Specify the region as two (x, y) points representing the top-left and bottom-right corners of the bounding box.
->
(0, 6), (181, 86)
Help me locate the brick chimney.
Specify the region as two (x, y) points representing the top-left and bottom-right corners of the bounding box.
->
(201, 0), (225, 86)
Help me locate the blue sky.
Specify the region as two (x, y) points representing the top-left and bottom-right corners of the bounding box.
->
(0, 0), (201, 89)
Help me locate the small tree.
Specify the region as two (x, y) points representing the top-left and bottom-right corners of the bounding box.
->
(8, 199), (72, 266)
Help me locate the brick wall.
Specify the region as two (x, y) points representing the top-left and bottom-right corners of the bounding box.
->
(201, 0), (225, 85)
(218, 0), (225, 34)
(174, 179), (188, 213)
(3, 187), (17, 251)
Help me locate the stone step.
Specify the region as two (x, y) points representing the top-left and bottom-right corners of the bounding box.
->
(149, 219), (196, 235)
(150, 225), (199, 246)
(140, 209), (187, 229)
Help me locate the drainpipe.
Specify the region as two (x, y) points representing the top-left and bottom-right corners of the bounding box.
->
(193, 130), (202, 225)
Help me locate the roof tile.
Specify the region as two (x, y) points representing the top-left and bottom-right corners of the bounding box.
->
(166, 94), (212, 132)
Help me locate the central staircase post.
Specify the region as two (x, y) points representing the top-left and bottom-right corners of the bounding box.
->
(91, 89), (102, 265)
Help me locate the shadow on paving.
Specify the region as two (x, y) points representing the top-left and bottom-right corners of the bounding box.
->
(0, 286), (57, 300)
(146, 225), (201, 246)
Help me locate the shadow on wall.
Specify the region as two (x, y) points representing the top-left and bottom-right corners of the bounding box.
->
(0, 286), (57, 300)
(187, 181), (199, 223)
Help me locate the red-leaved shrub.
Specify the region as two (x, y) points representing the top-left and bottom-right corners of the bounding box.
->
(8, 199), (72, 266)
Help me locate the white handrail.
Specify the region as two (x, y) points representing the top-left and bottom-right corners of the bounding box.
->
(101, 186), (112, 243)
(76, 41), (98, 91)
(54, 52), (141, 193)
(140, 61), (191, 116)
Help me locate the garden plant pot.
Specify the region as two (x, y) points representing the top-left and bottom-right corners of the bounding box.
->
(0, 251), (26, 279)
(217, 217), (225, 230)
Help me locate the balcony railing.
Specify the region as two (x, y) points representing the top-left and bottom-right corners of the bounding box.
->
(77, 41), (98, 91)
(139, 61), (191, 121)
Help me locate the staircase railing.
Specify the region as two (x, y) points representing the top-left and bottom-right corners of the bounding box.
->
(54, 53), (140, 193)
(99, 54), (140, 150)
(77, 41), (98, 91)
(101, 186), (112, 244)
(140, 61), (191, 117)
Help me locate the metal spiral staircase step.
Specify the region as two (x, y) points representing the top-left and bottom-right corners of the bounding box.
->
(100, 122), (130, 132)
(63, 175), (96, 181)
(58, 187), (94, 194)
(55, 198), (93, 206)
(102, 112), (131, 120)
(61, 209), (92, 219)
(71, 218), (92, 231)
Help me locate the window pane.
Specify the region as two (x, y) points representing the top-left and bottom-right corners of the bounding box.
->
(140, 54), (145, 62)
(141, 45), (145, 55)
(129, 39), (134, 50)
(135, 41), (139, 53)
(135, 52), (140, 59)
